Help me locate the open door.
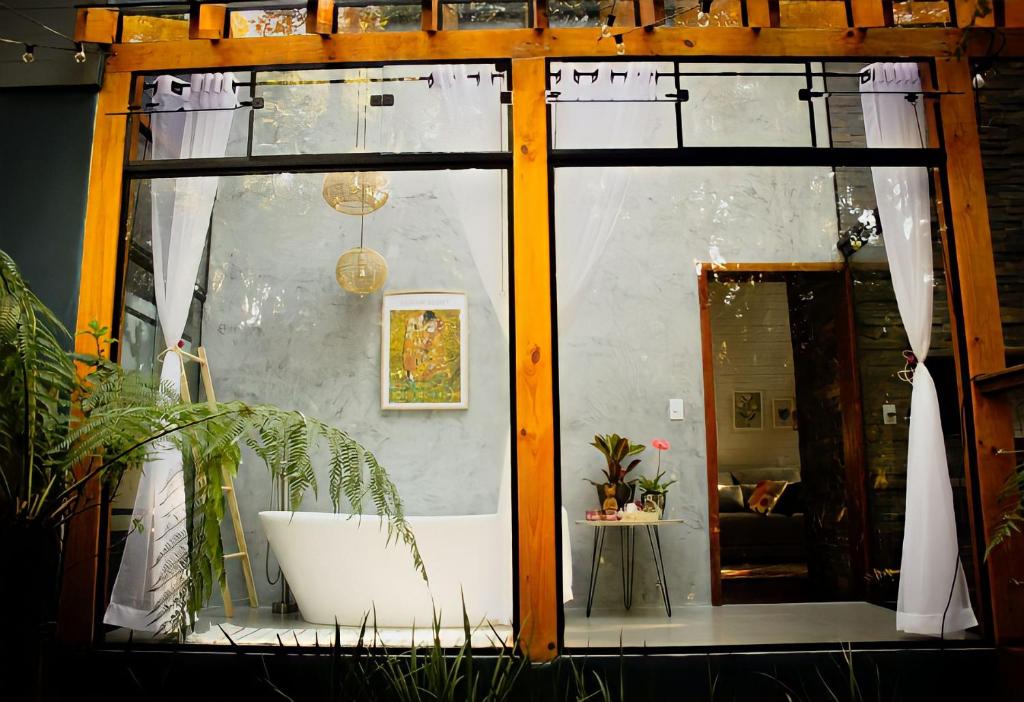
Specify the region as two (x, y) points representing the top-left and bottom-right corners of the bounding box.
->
(703, 267), (868, 605)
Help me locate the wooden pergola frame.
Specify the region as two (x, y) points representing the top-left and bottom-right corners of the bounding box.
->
(65, 1), (1024, 662)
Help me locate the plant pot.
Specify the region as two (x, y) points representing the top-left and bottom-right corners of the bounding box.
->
(642, 490), (666, 515)
(0, 518), (62, 697)
(594, 482), (635, 510)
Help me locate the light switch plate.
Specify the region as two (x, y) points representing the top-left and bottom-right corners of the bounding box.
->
(883, 404), (897, 425)
(669, 399), (685, 420)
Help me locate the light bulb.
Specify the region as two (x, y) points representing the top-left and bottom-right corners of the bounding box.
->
(616, 41), (626, 55)
(21, 45), (34, 63)
(74, 44), (86, 63)
(696, 10), (710, 27)
(600, 23), (611, 38)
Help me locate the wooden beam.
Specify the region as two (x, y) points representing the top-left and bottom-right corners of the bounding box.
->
(778, 0), (849, 28)
(957, 0), (997, 27)
(1005, 0), (1024, 27)
(512, 57), (557, 662)
(421, 0), (441, 32)
(189, 3), (227, 41)
(937, 57), (1024, 644)
(57, 72), (132, 646)
(74, 7), (119, 45)
(850, 0), (893, 26)
(100, 28), (1024, 73)
(532, 0), (550, 29)
(745, 0), (779, 27)
(306, 0), (336, 35)
(975, 364), (1024, 395)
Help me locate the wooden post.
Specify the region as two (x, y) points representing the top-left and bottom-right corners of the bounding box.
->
(512, 57), (558, 662)
(57, 72), (132, 645)
(937, 57), (1024, 643)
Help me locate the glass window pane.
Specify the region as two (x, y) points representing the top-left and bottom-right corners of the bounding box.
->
(252, 64), (509, 155)
(336, 5), (422, 31)
(443, 2), (530, 28)
(678, 63), (826, 147)
(555, 165), (976, 646)
(109, 170), (511, 647)
(549, 61), (677, 149)
(229, 9), (309, 37)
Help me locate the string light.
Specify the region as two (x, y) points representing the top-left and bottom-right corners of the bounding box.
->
(600, 12), (616, 39)
(614, 34), (625, 55)
(0, 35), (97, 62)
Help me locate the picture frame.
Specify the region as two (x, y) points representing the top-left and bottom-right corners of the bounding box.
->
(381, 290), (468, 410)
(773, 397), (796, 429)
(732, 391), (763, 431)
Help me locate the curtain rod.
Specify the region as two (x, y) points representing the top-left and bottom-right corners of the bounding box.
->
(550, 68), (877, 85)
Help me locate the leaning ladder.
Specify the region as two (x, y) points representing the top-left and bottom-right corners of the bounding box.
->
(176, 345), (259, 617)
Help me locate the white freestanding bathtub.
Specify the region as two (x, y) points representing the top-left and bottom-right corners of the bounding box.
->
(260, 443), (573, 628)
(260, 510), (514, 627)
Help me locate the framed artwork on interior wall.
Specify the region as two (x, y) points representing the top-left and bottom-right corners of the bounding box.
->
(381, 290), (468, 410)
(773, 397), (796, 429)
(733, 391), (763, 431)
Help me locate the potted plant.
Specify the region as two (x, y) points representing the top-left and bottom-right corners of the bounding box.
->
(637, 439), (677, 515)
(585, 433), (645, 509)
(0, 250), (420, 693)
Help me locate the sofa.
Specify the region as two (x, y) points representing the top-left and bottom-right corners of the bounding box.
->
(718, 467), (806, 567)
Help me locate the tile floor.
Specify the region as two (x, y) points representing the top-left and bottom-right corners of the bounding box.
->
(564, 602), (958, 648)
(107, 601), (971, 650)
(105, 606), (513, 648)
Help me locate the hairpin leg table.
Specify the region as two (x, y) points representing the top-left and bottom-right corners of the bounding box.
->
(576, 519), (686, 617)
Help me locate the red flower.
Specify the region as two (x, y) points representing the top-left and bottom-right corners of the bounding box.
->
(651, 439), (670, 451)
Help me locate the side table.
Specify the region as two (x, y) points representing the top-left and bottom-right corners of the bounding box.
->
(575, 519), (685, 617)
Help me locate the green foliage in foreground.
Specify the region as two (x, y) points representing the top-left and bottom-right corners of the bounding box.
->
(0, 248), (421, 639)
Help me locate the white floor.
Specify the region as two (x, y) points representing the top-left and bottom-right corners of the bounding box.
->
(107, 602), (964, 650)
(564, 602), (945, 648)
(106, 606), (513, 648)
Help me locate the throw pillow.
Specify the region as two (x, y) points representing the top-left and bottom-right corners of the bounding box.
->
(718, 485), (745, 513)
(773, 480), (804, 516)
(748, 479), (788, 515)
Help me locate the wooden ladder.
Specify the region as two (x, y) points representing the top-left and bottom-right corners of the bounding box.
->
(176, 345), (259, 617)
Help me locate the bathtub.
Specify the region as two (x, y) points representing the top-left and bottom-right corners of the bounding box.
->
(260, 508), (573, 628)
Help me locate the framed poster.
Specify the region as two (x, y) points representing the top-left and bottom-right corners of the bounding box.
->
(381, 291), (468, 410)
(733, 391), (763, 431)
(773, 397), (796, 429)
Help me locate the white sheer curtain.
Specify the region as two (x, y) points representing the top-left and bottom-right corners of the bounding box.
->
(861, 62), (976, 636)
(552, 62), (661, 331)
(105, 73), (238, 631)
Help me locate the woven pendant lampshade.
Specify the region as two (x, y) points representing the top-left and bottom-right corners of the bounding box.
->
(336, 246), (388, 296)
(322, 171), (389, 216)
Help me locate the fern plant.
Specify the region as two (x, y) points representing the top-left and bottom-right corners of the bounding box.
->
(0, 249), (421, 640)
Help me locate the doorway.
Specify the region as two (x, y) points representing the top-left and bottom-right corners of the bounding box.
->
(700, 265), (868, 606)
